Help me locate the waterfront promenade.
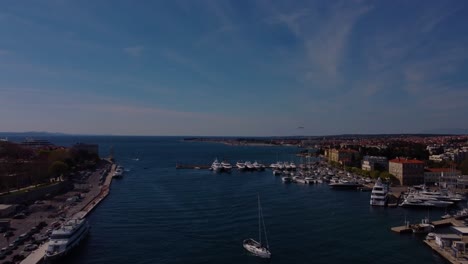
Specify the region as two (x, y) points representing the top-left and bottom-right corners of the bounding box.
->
(17, 162), (116, 264)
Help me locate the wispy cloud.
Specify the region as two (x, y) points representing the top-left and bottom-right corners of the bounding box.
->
(123, 46), (144, 57)
(266, 9), (310, 37)
(160, 48), (222, 85)
(263, 2), (372, 89)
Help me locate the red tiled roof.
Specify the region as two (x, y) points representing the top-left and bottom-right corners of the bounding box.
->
(339, 149), (359, 153)
(389, 158), (424, 164)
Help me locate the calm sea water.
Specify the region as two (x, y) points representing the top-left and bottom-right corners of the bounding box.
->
(12, 136), (449, 263)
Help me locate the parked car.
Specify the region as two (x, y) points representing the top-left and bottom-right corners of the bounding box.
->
(8, 242), (18, 250)
(24, 244), (38, 251)
(29, 226), (39, 235)
(13, 213), (26, 219)
(45, 228), (53, 236)
(3, 231), (13, 238)
(33, 234), (49, 243)
(19, 250), (31, 258)
(50, 221), (62, 229)
(18, 233), (29, 240)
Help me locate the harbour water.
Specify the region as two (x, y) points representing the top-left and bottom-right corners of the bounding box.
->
(16, 136), (450, 264)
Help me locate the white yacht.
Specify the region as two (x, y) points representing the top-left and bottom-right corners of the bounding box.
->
(45, 218), (90, 260)
(211, 159), (222, 172)
(277, 162), (285, 170)
(399, 197), (435, 208)
(272, 169), (282, 176)
(245, 161), (255, 170)
(236, 161), (246, 170)
(370, 178), (388, 206)
(420, 189), (464, 202)
(253, 161), (264, 171)
(408, 194), (453, 207)
(281, 175), (292, 183)
(113, 165), (124, 178)
(289, 162), (297, 170)
(221, 161), (232, 171)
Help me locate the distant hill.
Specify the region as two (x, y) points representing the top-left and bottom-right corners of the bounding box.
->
(420, 128), (468, 135)
(0, 131), (69, 137)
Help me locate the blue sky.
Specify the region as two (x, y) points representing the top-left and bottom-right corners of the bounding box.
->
(0, 0), (467, 136)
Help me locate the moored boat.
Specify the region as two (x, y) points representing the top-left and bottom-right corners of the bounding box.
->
(243, 195), (271, 259)
(45, 218), (90, 261)
(221, 161), (232, 171)
(211, 159), (222, 172)
(411, 217), (434, 234)
(370, 178), (388, 206)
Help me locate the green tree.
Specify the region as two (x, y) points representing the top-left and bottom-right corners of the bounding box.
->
(370, 170), (381, 179)
(48, 161), (69, 179)
(380, 171), (398, 184)
(460, 158), (468, 175)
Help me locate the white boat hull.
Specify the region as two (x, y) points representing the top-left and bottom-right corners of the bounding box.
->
(45, 223), (90, 261)
(243, 239), (271, 258)
(370, 199), (386, 206)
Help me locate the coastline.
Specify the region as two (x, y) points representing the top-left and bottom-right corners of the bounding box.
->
(19, 160), (116, 264)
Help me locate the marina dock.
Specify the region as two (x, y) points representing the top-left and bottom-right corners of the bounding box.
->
(391, 217), (465, 234)
(424, 240), (468, 264)
(176, 164), (211, 169)
(391, 224), (412, 234)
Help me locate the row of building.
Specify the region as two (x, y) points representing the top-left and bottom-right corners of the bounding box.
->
(325, 148), (465, 186)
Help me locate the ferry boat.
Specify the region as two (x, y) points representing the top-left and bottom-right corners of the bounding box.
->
(45, 218), (90, 261)
(370, 178), (388, 206)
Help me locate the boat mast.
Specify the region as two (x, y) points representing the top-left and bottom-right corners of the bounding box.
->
(261, 201), (269, 249)
(258, 194), (261, 245)
(258, 194), (269, 249)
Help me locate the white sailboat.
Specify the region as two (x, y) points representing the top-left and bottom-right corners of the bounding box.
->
(243, 195), (271, 258)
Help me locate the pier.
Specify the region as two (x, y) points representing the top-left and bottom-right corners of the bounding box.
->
(176, 164), (211, 169)
(424, 240), (468, 264)
(391, 217), (465, 234)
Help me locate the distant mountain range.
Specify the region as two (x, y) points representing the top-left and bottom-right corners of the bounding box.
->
(0, 131), (69, 137)
(0, 129), (466, 138)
